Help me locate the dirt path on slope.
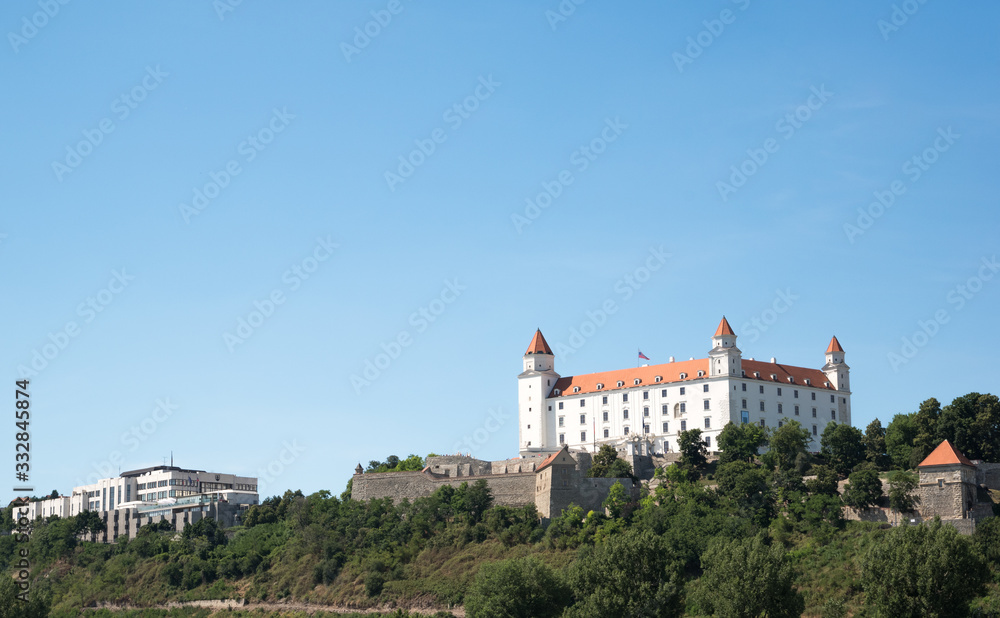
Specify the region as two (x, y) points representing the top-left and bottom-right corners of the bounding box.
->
(97, 598), (465, 616)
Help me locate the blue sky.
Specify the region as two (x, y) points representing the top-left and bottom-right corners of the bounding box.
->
(1, 1), (997, 500)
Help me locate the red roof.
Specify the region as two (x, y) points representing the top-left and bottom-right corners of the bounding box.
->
(918, 440), (976, 468)
(826, 336), (844, 354)
(714, 316), (735, 337)
(550, 357), (833, 398)
(535, 447), (571, 472)
(525, 330), (553, 355)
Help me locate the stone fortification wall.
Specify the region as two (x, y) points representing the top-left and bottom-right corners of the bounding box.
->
(351, 469), (536, 507)
(976, 462), (1000, 489)
(424, 454), (547, 477)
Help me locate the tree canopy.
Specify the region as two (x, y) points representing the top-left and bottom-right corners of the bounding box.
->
(717, 422), (769, 465)
(820, 423), (866, 476)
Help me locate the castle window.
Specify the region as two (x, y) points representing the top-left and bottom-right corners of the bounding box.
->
(812, 407), (817, 417)
(580, 399), (585, 407)
(805, 379), (811, 385)
(597, 383), (603, 390)
(547, 379), (551, 386)
(662, 404), (668, 414)
(812, 425), (818, 436)
(559, 434), (565, 444)
(831, 410), (836, 420)
(662, 421), (668, 432)
(554, 389), (561, 395)
(643, 391), (649, 400)
(559, 417), (564, 427)
(623, 393), (629, 402)
(794, 390), (799, 398)
(841, 397), (847, 404)
(759, 385), (764, 394)
(558, 402), (564, 410)
(661, 389), (667, 397)
(655, 376), (662, 383)
(697, 370), (704, 377)
(742, 383), (747, 391)
(680, 373), (687, 380)
(580, 414), (586, 424)
(705, 436), (711, 448)
(573, 386), (580, 393)
(634, 379), (641, 385)
(680, 420), (686, 432)
(830, 395), (835, 403)
(602, 396), (608, 405)
(680, 403), (686, 413)
(703, 384), (709, 393)
(623, 410), (629, 419)
(742, 399), (747, 409)
(604, 429), (609, 438)
(771, 374), (777, 381)
(581, 432), (587, 442)
(759, 401), (765, 412)
(603, 411), (608, 422)
(680, 387), (686, 395)
(624, 427), (629, 435)
(704, 417), (710, 429)
(644, 407), (649, 417)
(548, 406), (552, 411)
(778, 404), (783, 414)
(760, 419), (765, 428)
(704, 400), (710, 410)
(794, 405), (800, 416)
(812, 392), (816, 401)
(617, 381), (624, 388)
(777, 387), (782, 396)
(778, 421), (783, 428)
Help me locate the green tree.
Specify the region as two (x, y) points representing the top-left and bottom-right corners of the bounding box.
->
(566, 528), (683, 617)
(805, 464), (840, 495)
(602, 481), (630, 519)
(465, 556), (571, 618)
(842, 469), (883, 509)
(864, 418), (891, 469)
(912, 397), (943, 464)
(715, 461), (776, 527)
(886, 470), (919, 514)
(587, 444), (635, 480)
(820, 422), (865, 476)
(0, 574), (51, 618)
(886, 412), (918, 469)
(677, 428), (708, 470)
(452, 479), (493, 523)
(693, 534), (804, 618)
(717, 422), (769, 464)
(861, 520), (988, 618)
(937, 392), (1000, 461)
(764, 420), (811, 472)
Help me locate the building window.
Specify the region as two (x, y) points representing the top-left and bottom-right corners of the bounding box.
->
(643, 424), (649, 434)
(643, 391), (649, 400)
(705, 436), (711, 448)
(830, 394), (835, 403)
(580, 399), (585, 407)
(623, 427), (629, 435)
(777, 387), (782, 396)
(703, 384), (709, 393)
(680, 387), (686, 395)
(742, 399), (747, 409)
(741, 410), (749, 425)
(812, 392), (816, 400)
(794, 390), (799, 398)
(581, 432), (587, 442)
(794, 405), (800, 416)
(760, 419), (766, 428)
(548, 406), (552, 411)
(831, 410), (836, 420)
(559, 434), (564, 444)
(812, 407), (817, 417)
(662, 421), (669, 432)
(623, 394), (629, 402)
(778, 421), (783, 428)
(604, 429), (609, 438)
(704, 417), (711, 429)
(680, 420), (687, 432)
(580, 414), (586, 424)
(602, 396), (608, 405)
(812, 425), (818, 436)
(662, 404), (668, 414)
(559, 417), (564, 427)
(841, 397), (847, 404)
(680, 403), (686, 413)
(742, 383), (747, 391)
(704, 400), (710, 410)
(661, 389), (667, 397)
(558, 402), (564, 410)
(644, 407), (650, 417)
(603, 411), (609, 422)
(624, 410), (629, 419)
(759, 401), (765, 412)
(778, 403), (783, 414)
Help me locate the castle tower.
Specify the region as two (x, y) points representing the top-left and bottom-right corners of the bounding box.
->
(519, 330), (559, 456)
(709, 316), (742, 377)
(822, 336), (850, 392)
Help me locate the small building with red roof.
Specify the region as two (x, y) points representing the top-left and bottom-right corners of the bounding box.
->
(917, 440), (986, 527)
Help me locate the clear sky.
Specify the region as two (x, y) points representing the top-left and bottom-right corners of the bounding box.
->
(1, 1), (997, 501)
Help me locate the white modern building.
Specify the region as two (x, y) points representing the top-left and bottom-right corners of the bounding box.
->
(518, 317), (851, 456)
(26, 495), (70, 521)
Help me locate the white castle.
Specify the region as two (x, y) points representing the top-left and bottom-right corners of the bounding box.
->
(518, 317), (851, 456)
